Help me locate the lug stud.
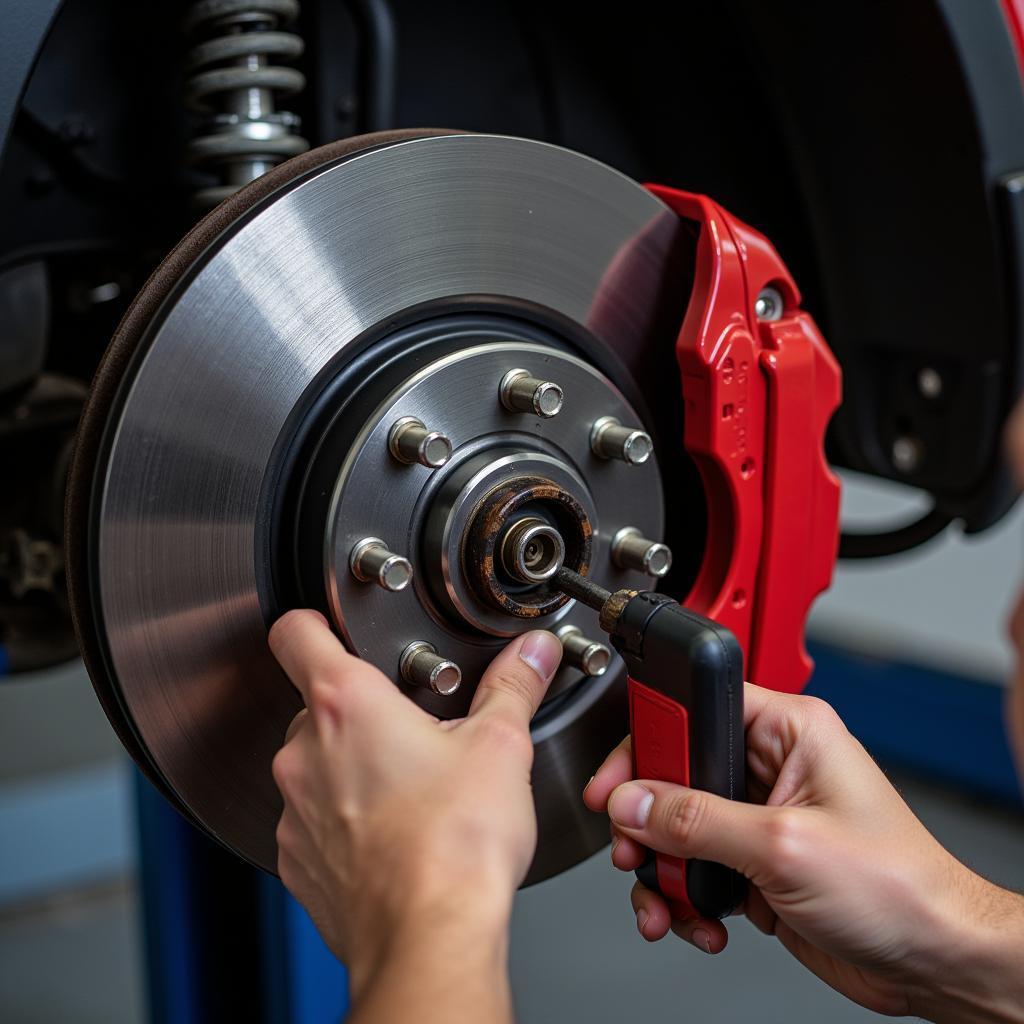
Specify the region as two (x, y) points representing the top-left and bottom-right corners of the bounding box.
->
(590, 416), (653, 465)
(499, 368), (564, 418)
(349, 537), (413, 592)
(612, 527), (672, 578)
(400, 642), (462, 695)
(556, 625), (611, 677)
(388, 416), (452, 468)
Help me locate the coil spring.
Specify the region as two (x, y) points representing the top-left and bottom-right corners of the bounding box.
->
(184, 0), (310, 207)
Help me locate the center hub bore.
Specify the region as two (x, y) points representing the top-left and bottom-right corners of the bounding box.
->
(499, 517), (565, 585)
(463, 475), (591, 617)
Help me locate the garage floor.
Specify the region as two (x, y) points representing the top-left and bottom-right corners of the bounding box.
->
(1, 770), (1022, 1023)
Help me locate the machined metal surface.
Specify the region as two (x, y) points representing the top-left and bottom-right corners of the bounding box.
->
(400, 641), (462, 695)
(499, 517), (565, 584)
(326, 341), (662, 717)
(85, 133), (684, 881)
(611, 526), (673, 578)
(348, 537), (413, 592)
(500, 368), (564, 418)
(388, 416), (452, 468)
(556, 625), (610, 677)
(590, 415), (653, 465)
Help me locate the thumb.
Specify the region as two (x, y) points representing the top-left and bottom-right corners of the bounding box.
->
(468, 630), (563, 727)
(607, 779), (779, 878)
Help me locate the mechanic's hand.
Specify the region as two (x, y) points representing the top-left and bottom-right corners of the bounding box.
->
(584, 684), (1024, 1023)
(269, 610), (561, 997)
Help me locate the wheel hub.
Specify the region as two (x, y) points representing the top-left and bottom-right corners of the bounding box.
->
(305, 334), (663, 717)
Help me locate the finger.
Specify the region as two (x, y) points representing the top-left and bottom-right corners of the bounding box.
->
(468, 630), (562, 726)
(268, 609), (350, 705)
(585, 684), (778, 815)
(584, 736), (632, 812)
(631, 881), (672, 942)
(610, 831), (646, 872)
(670, 916), (729, 955)
(607, 779), (779, 876)
(742, 680), (788, 726)
(269, 609), (398, 729)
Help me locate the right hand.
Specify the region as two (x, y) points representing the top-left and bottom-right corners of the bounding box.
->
(584, 683), (1024, 1022)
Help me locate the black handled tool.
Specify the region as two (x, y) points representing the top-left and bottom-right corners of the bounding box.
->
(554, 567), (746, 918)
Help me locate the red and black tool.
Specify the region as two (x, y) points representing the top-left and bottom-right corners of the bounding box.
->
(555, 567), (746, 919)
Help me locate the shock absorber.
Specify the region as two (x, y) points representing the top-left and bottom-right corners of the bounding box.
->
(184, 0), (310, 207)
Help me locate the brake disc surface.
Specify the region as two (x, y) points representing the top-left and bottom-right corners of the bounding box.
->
(67, 131), (690, 883)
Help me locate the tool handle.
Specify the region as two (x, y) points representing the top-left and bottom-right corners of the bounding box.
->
(614, 595), (746, 919)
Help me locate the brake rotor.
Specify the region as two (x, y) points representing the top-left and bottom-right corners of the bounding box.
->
(66, 130), (695, 883)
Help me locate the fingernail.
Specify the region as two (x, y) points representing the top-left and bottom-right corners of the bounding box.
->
(519, 631), (562, 681)
(583, 774), (594, 795)
(608, 782), (654, 829)
(636, 908), (649, 936)
(692, 927), (712, 954)
(610, 835), (620, 860)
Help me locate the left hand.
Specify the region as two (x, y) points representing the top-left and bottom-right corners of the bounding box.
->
(267, 610), (562, 996)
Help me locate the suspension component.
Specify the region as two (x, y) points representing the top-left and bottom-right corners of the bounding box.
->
(184, 0), (309, 207)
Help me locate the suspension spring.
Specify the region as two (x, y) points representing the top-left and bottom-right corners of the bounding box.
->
(184, 0), (310, 207)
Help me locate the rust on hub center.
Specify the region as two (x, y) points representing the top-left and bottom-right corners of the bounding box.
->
(462, 475), (592, 618)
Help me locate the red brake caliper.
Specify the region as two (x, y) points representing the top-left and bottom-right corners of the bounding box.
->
(647, 185), (842, 693)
